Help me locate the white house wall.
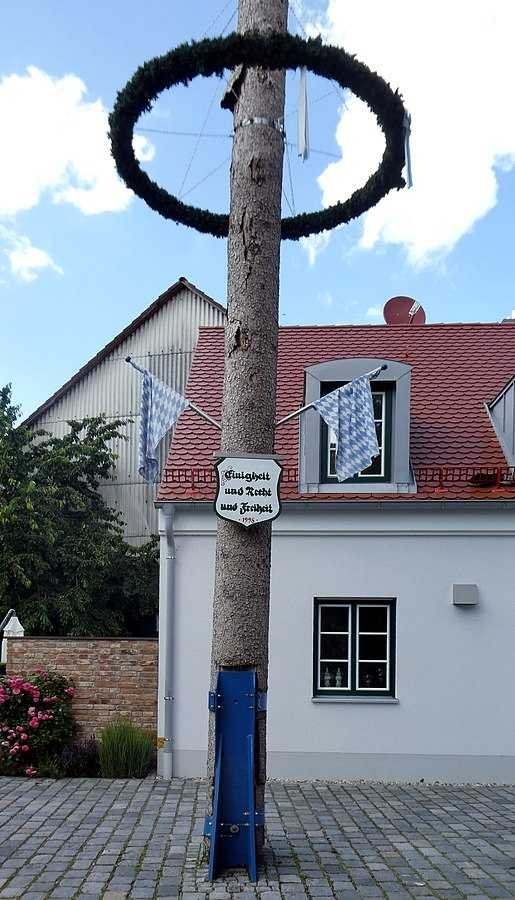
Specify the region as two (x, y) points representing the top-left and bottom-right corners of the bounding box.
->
(29, 287), (225, 542)
(164, 503), (515, 783)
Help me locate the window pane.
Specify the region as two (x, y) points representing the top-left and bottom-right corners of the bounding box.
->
(319, 662), (348, 690)
(375, 422), (382, 446)
(320, 606), (348, 633)
(359, 634), (387, 660)
(321, 634), (348, 661)
(329, 447), (336, 475)
(359, 662), (387, 689)
(359, 606), (388, 632)
(359, 453), (382, 476)
(372, 393), (384, 418)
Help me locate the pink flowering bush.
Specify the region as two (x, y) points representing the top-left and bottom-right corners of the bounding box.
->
(0, 670), (76, 777)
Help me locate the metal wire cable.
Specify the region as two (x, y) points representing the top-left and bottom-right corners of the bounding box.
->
(177, 8), (237, 199)
(218, 8), (237, 37)
(284, 134), (296, 214)
(177, 87), (222, 199)
(135, 127), (340, 159)
(281, 189), (294, 216)
(199, 0), (236, 38)
(180, 156), (231, 200)
(285, 141), (339, 160)
(288, 1), (347, 106)
(284, 88), (334, 122)
(136, 127), (231, 139)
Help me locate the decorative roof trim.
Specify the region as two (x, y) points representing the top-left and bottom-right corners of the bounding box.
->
(22, 277), (225, 427)
(488, 373), (515, 408)
(155, 499), (515, 512)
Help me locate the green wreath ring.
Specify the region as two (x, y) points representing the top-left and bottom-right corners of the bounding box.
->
(109, 32), (408, 240)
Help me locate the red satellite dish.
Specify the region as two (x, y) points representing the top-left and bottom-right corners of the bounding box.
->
(383, 296), (426, 325)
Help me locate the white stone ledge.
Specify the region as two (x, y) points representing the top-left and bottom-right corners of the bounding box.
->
(311, 696), (399, 704)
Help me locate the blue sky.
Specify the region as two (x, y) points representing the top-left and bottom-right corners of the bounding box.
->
(1, 0), (515, 417)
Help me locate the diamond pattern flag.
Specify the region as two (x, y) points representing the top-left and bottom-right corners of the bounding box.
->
(138, 369), (189, 482)
(313, 370), (380, 482)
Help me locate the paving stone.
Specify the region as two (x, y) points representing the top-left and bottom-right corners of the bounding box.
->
(18, 894), (48, 900)
(1, 778), (515, 898)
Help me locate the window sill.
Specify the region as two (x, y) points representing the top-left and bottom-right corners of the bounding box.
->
(312, 696), (399, 704)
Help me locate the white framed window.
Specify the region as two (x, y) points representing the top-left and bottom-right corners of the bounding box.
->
(314, 599), (396, 697)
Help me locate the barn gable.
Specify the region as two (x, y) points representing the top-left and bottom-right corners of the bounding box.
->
(24, 277), (226, 541)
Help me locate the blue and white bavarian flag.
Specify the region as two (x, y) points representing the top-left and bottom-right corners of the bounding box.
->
(138, 369), (189, 482)
(313, 370), (380, 482)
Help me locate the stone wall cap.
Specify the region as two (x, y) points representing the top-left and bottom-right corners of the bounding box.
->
(6, 636), (158, 642)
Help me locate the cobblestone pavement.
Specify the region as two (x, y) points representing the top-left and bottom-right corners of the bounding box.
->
(0, 778), (514, 899)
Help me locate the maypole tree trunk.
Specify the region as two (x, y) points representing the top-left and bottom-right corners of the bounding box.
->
(207, 0), (288, 854)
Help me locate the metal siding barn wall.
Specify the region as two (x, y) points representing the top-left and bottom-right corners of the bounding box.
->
(28, 284), (225, 542)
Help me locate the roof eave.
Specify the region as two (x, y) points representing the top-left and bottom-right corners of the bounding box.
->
(155, 498), (515, 511)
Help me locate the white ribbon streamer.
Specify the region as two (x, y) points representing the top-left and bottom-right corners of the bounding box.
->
(297, 67), (310, 161)
(403, 111), (413, 188)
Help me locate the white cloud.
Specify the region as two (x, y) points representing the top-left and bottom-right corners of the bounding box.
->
(300, 231), (331, 265)
(0, 66), (155, 283)
(312, 0), (515, 266)
(0, 226), (62, 283)
(0, 66), (154, 218)
(366, 306), (381, 318)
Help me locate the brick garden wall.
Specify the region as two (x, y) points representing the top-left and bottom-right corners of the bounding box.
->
(6, 638), (158, 738)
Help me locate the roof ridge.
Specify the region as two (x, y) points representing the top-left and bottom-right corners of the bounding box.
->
(276, 322), (514, 329)
(23, 277), (225, 426)
(196, 321), (514, 332)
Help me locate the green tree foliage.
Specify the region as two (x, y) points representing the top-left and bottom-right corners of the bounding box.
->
(0, 385), (158, 636)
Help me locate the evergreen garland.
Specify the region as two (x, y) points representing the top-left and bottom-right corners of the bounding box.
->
(109, 32), (408, 240)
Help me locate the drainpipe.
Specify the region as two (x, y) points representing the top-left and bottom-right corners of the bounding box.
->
(157, 505), (176, 779)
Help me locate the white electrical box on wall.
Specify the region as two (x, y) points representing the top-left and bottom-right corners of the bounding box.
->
(452, 584), (479, 607)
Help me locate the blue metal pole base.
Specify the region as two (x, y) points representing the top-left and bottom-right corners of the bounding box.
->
(204, 671), (263, 882)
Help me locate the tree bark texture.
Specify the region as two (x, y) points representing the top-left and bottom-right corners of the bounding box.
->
(207, 0), (288, 853)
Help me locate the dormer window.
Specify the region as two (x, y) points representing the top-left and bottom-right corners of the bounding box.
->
(299, 358), (415, 494)
(487, 375), (515, 466)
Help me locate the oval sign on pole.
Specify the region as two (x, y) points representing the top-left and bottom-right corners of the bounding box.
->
(214, 456), (282, 528)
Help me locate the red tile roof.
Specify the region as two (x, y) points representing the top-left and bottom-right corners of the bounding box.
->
(157, 323), (515, 503)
